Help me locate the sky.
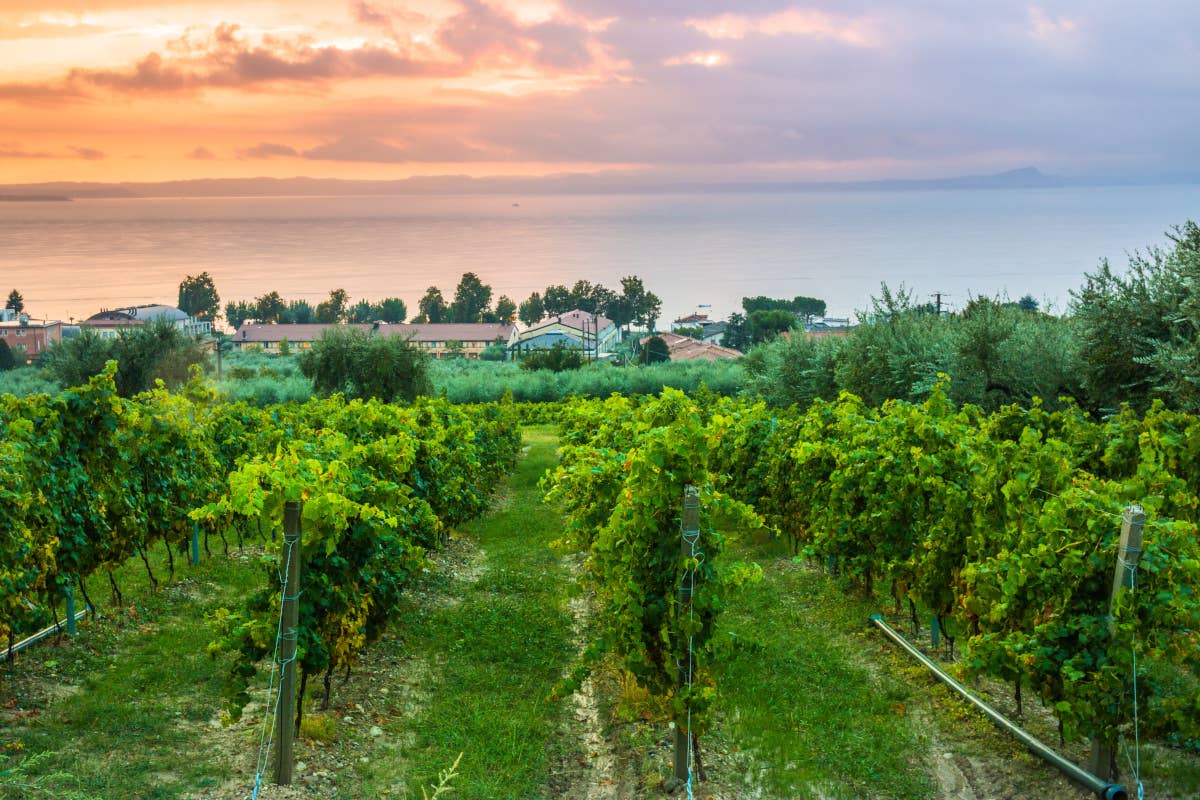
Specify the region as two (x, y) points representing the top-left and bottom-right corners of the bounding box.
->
(1, 1), (1198, 185)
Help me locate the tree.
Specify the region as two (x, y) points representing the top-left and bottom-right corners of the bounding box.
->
(605, 294), (635, 340)
(444, 340), (465, 358)
(6, 289), (24, 313)
(494, 295), (517, 324)
(298, 327), (430, 402)
(1073, 221), (1200, 412)
(348, 300), (378, 323)
(519, 292), (545, 325)
(619, 276), (660, 332)
(224, 300), (255, 330)
(254, 291), (286, 324)
(0, 339), (14, 371)
(480, 339), (508, 361)
(277, 337), (291, 357)
(520, 341), (584, 372)
(749, 309), (797, 343)
(542, 284), (572, 315)
(42, 319), (206, 396)
(177, 272), (220, 322)
(378, 297), (407, 323)
(722, 312), (750, 351)
(451, 272), (492, 323)
(1017, 294), (1039, 312)
(315, 288), (350, 323)
(639, 335), (670, 364)
(283, 299), (315, 324)
(417, 287), (448, 323)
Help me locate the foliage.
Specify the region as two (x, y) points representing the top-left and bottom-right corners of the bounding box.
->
(705, 383), (1200, 748)
(416, 286), (448, 323)
(544, 390), (763, 742)
(742, 294), (826, 318)
(747, 309), (796, 343)
(196, 395), (521, 727)
(494, 295), (516, 324)
(429, 358), (744, 403)
(479, 340), (508, 361)
(298, 326), (430, 402)
(638, 335), (670, 364)
(253, 291), (286, 324)
(284, 299), (315, 324)
(518, 291), (544, 325)
(5, 289), (23, 313)
(40, 320), (208, 396)
(1073, 221), (1200, 414)
(541, 284), (572, 316)
(177, 272), (220, 322)
(0, 339), (14, 371)
(451, 272), (492, 323)
(315, 288), (350, 324)
(519, 341), (583, 372)
(224, 300), (255, 330)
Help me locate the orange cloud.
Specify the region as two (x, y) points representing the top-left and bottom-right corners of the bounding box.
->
(688, 8), (880, 47)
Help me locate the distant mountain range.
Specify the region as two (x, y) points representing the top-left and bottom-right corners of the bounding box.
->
(1, 167), (1197, 200)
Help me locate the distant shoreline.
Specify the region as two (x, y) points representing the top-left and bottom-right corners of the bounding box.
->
(2, 167), (1199, 201)
(0, 194), (72, 202)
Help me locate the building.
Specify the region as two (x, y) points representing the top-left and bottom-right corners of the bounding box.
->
(803, 317), (853, 338)
(232, 322), (517, 359)
(83, 304), (212, 338)
(380, 323), (517, 359)
(640, 331), (742, 361)
(0, 315), (63, 360)
(514, 309), (620, 357)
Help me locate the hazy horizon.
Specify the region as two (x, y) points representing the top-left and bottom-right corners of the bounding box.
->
(5, 186), (1198, 328)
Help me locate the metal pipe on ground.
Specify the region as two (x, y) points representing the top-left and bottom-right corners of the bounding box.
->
(10, 609), (90, 657)
(869, 614), (1127, 800)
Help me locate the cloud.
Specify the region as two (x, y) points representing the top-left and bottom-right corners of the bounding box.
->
(0, 143), (106, 159)
(438, 0), (595, 70)
(302, 135), (408, 163)
(188, 146), (216, 159)
(69, 146), (106, 160)
(238, 142), (300, 159)
(1, 21), (450, 100)
(0, 145), (55, 159)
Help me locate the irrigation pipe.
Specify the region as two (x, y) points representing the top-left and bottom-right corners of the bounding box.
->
(9, 609), (90, 658)
(869, 614), (1128, 800)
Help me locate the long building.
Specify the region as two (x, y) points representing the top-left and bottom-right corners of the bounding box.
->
(232, 321), (517, 359)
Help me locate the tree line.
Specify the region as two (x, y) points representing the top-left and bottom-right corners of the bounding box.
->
(744, 221), (1200, 417)
(180, 271), (663, 334)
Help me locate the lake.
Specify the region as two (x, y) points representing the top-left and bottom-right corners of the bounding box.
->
(2, 186), (1198, 325)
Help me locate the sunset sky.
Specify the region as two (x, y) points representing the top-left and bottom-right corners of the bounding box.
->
(1, 1), (1197, 185)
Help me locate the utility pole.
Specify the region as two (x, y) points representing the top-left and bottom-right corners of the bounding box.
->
(932, 292), (949, 317)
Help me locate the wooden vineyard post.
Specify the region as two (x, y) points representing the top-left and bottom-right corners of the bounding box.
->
(674, 485), (701, 786)
(64, 585), (77, 636)
(1088, 504), (1144, 781)
(275, 500), (303, 785)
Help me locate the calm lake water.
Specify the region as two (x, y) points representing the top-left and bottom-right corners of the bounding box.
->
(2, 187), (1199, 324)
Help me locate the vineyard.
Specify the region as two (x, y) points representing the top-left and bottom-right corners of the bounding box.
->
(2, 373), (1200, 798)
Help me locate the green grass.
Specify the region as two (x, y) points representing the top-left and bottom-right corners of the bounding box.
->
(357, 425), (577, 799)
(1, 540), (263, 799)
(712, 540), (936, 799)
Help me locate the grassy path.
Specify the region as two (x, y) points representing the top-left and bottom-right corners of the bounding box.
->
(1, 549), (261, 799)
(371, 424), (578, 799)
